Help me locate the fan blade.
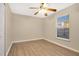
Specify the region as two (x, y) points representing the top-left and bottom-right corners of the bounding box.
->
(29, 7), (39, 9)
(34, 11), (39, 15)
(45, 13), (47, 16)
(47, 8), (57, 12)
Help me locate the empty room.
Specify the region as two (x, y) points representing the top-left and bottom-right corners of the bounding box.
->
(0, 3), (79, 56)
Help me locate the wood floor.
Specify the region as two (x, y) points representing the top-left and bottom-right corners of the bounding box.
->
(8, 39), (79, 56)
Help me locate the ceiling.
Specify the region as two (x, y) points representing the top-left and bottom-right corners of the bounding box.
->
(9, 3), (74, 18)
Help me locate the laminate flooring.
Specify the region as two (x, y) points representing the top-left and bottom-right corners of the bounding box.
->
(8, 39), (79, 56)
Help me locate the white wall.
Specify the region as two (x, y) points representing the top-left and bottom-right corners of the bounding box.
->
(5, 4), (13, 55)
(12, 14), (44, 42)
(0, 3), (4, 56)
(44, 4), (79, 51)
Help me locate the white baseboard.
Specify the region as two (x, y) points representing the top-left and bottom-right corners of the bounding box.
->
(13, 38), (44, 43)
(6, 41), (14, 56)
(45, 39), (79, 53)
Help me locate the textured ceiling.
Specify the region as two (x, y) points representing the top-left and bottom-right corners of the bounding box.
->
(9, 3), (74, 18)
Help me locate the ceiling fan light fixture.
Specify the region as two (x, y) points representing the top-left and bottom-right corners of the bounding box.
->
(43, 3), (47, 7)
(40, 9), (45, 12)
(29, 3), (57, 16)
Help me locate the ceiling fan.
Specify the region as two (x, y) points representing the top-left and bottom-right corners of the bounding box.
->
(29, 3), (57, 16)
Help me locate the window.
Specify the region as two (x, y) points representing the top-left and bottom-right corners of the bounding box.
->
(56, 14), (69, 40)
